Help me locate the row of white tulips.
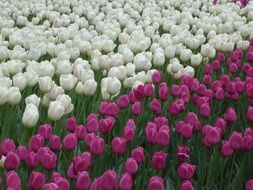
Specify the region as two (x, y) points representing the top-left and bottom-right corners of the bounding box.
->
(0, 0), (253, 126)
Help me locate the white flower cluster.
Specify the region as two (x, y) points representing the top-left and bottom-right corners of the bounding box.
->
(0, 0), (253, 122)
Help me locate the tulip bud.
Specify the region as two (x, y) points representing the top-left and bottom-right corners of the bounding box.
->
(28, 172), (46, 190)
(39, 76), (54, 93)
(132, 101), (142, 116)
(4, 152), (20, 170)
(76, 172), (91, 190)
(28, 134), (44, 152)
(59, 74), (77, 91)
(131, 147), (145, 164)
(25, 94), (40, 107)
(90, 136), (105, 156)
(66, 116), (76, 133)
(112, 137), (127, 154)
(49, 135), (62, 152)
(63, 134), (77, 151)
(246, 106), (253, 121)
(224, 107), (237, 123)
(220, 141), (233, 157)
(1, 138), (16, 155)
(124, 158), (138, 175)
(48, 101), (65, 121)
(119, 173), (133, 190)
(177, 162), (196, 180)
(0, 86), (8, 105)
(246, 179), (253, 190)
(7, 87), (21, 105)
(42, 183), (59, 190)
(16, 146), (28, 160)
(12, 73), (27, 91)
(25, 151), (39, 168)
(106, 77), (122, 96)
(229, 132), (243, 149)
(6, 171), (21, 188)
(22, 104), (39, 128)
(75, 125), (87, 141)
(151, 151), (167, 170)
(83, 78), (97, 96)
(179, 180), (194, 190)
(147, 176), (164, 190)
(38, 124), (52, 140)
(101, 170), (117, 190)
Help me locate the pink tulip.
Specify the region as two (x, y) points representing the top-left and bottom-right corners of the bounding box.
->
(63, 134), (77, 151)
(159, 82), (169, 101)
(204, 64), (213, 74)
(1, 138), (16, 155)
(119, 173), (133, 190)
(90, 136), (105, 156)
(6, 171), (21, 188)
(247, 106), (253, 121)
(177, 163), (196, 180)
(101, 170), (117, 190)
(25, 151), (39, 168)
(224, 107), (237, 122)
(117, 95), (130, 109)
(73, 152), (92, 173)
(177, 146), (190, 162)
(203, 125), (221, 147)
(200, 104), (211, 117)
(132, 101), (142, 116)
(150, 99), (161, 115)
(131, 147), (145, 164)
(4, 152), (20, 170)
(151, 151), (167, 170)
(54, 176), (70, 190)
(214, 118), (226, 134)
(76, 172), (90, 190)
(156, 128), (170, 146)
(216, 52), (225, 62)
(147, 176), (164, 190)
(28, 134), (44, 152)
(112, 137), (127, 154)
(229, 132), (243, 149)
(75, 125), (87, 141)
(123, 127), (135, 142)
(133, 85), (145, 101)
(246, 179), (253, 190)
(66, 116), (76, 133)
(38, 124), (52, 140)
(152, 71), (163, 84)
(220, 141), (233, 157)
(15, 146), (28, 160)
(124, 158), (138, 175)
(28, 172), (46, 190)
(86, 118), (99, 133)
(67, 163), (77, 179)
(179, 180), (194, 190)
(49, 135), (62, 152)
(144, 84), (154, 97)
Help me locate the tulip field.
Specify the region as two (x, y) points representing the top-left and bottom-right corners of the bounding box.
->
(1, 0), (253, 189)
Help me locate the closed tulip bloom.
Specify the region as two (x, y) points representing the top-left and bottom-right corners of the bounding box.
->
(101, 170), (117, 190)
(200, 104), (211, 117)
(147, 176), (164, 190)
(203, 125), (221, 147)
(67, 163), (77, 180)
(117, 95), (130, 109)
(124, 158), (138, 175)
(4, 152), (20, 170)
(177, 163), (196, 180)
(28, 134), (44, 152)
(59, 74), (77, 91)
(150, 99), (161, 115)
(159, 83), (169, 101)
(63, 134), (77, 151)
(246, 107), (253, 121)
(22, 104), (39, 128)
(112, 137), (127, 154)
(41, 150), (57, 170)
(0, 87), (8, 105)
(152, 71), (163, 84)
(66, 116), (76, 133)
(131, 147), (145, 164)
(16, 146), (28, 160)
(49, 135), (62, 152)
(42, 183), (59, 190)
(1, 139), (15, 155)
(106, 77), (122, 96)
(214, 118), (227, 134)
(90, 136), (105, 156)
(220, 141), (233, 157)
(7, 87), (21, 105)
(156, 128), (170, 147)
(145, 124), (158, 144)
(38, 124), (52, 140)
(144, 84), (154, 97)
(177, 146), (190, 162)
(123, 127), (135, 142)
(25, 151), (39, 168)
(229, 132), (243, 149)
(75, 125), (87, 141)
(132, 101), (142, 116)
(76, 172), (91, 190)
(83, 78), (97, 96)
(54, 176), (70, 190)
(177, 123), (193, 139)
(48, 101), (65, 121)
(247, 51), (253, 62)
(224, 107), (237, 122)
(6, 171), (21, 188)
(28, 172), (46, 190)
(39, 76), (54, 93)
(179, 180), (194, 190)
(119, 173), (133, 190)
(151, 151), (167, 170)
(246, 179), (253, 190)
(12, 73), (27, 91)
(86, 118), (99, 133)
(99, 117), (115, 134)
(25, 94), (40, 107)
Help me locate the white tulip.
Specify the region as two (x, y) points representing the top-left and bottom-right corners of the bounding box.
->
(39, 76), (54, 93)
(123, 77), (135, 88)
(106, 77), (122, 96)
(6, 60), (22, 75)
(25, 94), (40, 107)
(164, 45), (176, 59)
(126, 63), (136, 77)
(132, 80), (144, 90)
(24, 71), (39, 87)
(0, 87), (8, 105)
(60, 74), (77, 91)
(56, 94), (73, 114)
(0, 156), (6, 168)
(134, 71), (147, 83)
(182, 66), (195, 77)
(83, 78), (97, 96)
(153, 50), (165, 67)
(75, 81), (84, 94)
(12, 73), (27, 91)
(171, 58), (183, 73)
(48, 101), (65, 121)
(47, 84), (64, 100)
(174, 70), (183, 79)
(56, 60), (73, 75)
(80, 69), (94, 83)
(0, 77), (12, 88)
(191, 54), (203, 67)
(237, 40), (250, 50)
(42, 94), (51, 107)
(7, 87), (21, 105)
(22, 104), (39, 128)
(180, 49), (192, 62)
(146, 69), (157, 83)
(101, 87), (111, 100)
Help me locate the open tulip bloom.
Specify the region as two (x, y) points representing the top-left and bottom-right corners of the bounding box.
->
(1, 0), (253, 189)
